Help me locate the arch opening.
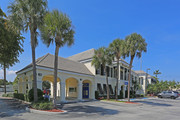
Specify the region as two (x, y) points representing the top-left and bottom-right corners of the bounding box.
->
(42, 75), (60, 98)
(65, 78), (78, 100)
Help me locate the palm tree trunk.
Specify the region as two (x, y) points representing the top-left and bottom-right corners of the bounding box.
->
(128, 56), (134, 102)
(31, 30), (38, 102)
(53, 44), (60, 108)
(3, 63), (6, 94)
(105, 67), (110, 100)
(115, 60), (119, 100)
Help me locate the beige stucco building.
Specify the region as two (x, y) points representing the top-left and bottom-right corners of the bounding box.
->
(16, 48), (156, 102)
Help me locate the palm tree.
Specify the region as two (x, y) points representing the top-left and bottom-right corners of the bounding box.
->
(40, 10), (75, 108)
(92, 47), (112, 100)
(8, 0), (47, 102)
(109, 39), (125, 100)
(153, 70), (161, 78)
(125, 33), (147, 102)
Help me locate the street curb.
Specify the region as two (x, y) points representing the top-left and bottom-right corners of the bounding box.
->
(100, 100), (143, 105)
(26, 107), (68, 115)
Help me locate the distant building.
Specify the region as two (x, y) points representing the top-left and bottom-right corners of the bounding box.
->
(16, 48), (156, 102)
(0, 84), (14, 92)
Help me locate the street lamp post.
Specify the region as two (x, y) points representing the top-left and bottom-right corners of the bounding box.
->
(145, 68), (150, 96)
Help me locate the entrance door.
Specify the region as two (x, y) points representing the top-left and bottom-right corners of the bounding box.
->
(83, 83), (89, 99)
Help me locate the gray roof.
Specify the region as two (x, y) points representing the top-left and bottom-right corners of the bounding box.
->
(134, 70), (146, 74)
(135, 70), (153, 77)
(67, 48), (95, 62)
(17, 53), (93, 76)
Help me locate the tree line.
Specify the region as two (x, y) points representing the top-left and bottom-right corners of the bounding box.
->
(147, 80), (180, 94)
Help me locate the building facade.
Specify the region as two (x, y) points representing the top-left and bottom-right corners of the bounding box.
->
(16, 48), (156, 102)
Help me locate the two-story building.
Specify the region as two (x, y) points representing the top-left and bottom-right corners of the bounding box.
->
(16, 48), (155, 102)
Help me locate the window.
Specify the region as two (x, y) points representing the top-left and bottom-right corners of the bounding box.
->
(125, 68), (127, 80)
(97, 83), (103, 94)
(96, 68), (100, 75)
(132, 75), (134, 81)
(141, 78), (143, 85)
(69, 87), (76, 92)
(106, 66), (110, 77)
(103, 84), (107, 94)
(109, 85), (113, 94)
(139, 78), (141, 84)
(120, 67), (123, 80)
(168, 91), (172, 93)
(114, 67), (117, 78)
(101, 64), (105, 75)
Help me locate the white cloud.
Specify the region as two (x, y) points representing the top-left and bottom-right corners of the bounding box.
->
(0, 69), (17, 75)
(0, 69), (17, 81)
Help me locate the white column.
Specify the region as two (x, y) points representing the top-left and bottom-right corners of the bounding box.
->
(37, 76), (43, 90)
(123, 68), (125, 80)
(60, 81), (66, 102)
(78, 81), (82, 101)
(118, 87), (121, 95)
(123, 86), (126, 98)
(91, 84), (95, 99)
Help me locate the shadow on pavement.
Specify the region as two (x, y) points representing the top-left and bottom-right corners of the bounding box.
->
(0, 97), (28, 118)
(135, 100), (172, 106)
(58, 103), (119, 116)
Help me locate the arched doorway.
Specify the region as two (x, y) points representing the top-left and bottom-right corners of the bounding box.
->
(65, 78), (78, 100)
(42, 75), (60, 97)
(82, 80), (92, 99)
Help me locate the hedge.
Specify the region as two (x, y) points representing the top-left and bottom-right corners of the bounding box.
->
(28, 88), (43, 102)
(13, 93), (25, 100)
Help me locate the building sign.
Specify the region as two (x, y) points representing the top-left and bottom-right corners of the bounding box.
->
(124, 81), (128, 85)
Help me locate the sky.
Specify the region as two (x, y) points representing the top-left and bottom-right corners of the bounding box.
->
(0, 0), (180, 82)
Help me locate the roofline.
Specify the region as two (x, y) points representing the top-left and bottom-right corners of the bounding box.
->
(16, 65), (94, 77)
(67, 48), (95, 59)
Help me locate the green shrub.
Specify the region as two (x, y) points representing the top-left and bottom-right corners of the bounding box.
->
(2, 93), (13, 97)
(95, 91), (99, 99)
(140, 94), (144, 97)
(2, 94), (8, 97)
(7, 93), (13, 97)
(31, 101), (53, 110)
(125, 90), (128, 98)
(28, 88), (43, 102)
(13, 93), (25, 100)
(118, 90), (123, 99)
(14, 90), (18, 93)
(24, 94), (29, 102)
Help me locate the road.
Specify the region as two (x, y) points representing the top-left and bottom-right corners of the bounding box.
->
(0, 97), (180, 120)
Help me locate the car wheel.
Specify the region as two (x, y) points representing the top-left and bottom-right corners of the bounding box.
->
(171, 96), (175, 99)
(158, 95), (162, 98)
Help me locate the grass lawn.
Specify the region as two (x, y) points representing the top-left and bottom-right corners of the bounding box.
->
(101, 99), (126, 103)
(101, 99), (140, 104)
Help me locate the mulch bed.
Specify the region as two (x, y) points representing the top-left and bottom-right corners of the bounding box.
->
(41, 109), (64, 112)
(124, 102), (139, 104)
(30, 107), (64, 112)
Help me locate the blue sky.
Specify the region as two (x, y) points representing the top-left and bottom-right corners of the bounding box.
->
(0, 0), (180, 82)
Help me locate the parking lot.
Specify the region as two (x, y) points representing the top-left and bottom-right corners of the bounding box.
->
(0, 97), (180, 120)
